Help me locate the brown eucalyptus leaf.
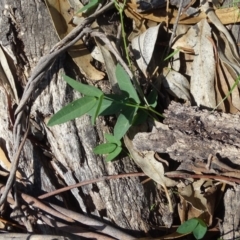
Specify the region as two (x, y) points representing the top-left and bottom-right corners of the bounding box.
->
(178, 179), (217, 225)
(125, 7), (148, 41)
(162, 67), (190, 101)
(127, 3), (240, 25)
(45, 0), (104, 80)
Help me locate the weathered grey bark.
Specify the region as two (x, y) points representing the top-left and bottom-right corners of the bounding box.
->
(0, 0), (167, 237)
(220, 186), (240, 240)
(133, 102), (240, 165)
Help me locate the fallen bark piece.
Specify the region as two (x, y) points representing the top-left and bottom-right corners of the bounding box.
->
(133, 101), (240, 166)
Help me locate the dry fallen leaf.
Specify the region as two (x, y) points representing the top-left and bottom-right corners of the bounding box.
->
(131, 23), (164, 77)
(0, 147), (22, 179)
(161, 67), (190, 101)
(125, 7), (148, 41)
(215, 59), (240, 113)
(216, 31), (240, 79)
(0, 46), (19, 103)
(95, 38), (119, 92)
(124, 126), (177, 213)
(173, 19), (216, 108)
(45, 0), (105, 80)
(178, 179), (218, 225)
(127, 3), (240, 25)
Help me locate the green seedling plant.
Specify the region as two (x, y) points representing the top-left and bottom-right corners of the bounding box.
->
(177, 218), (207, 240)
(164, 48), (180, 61)
(114, 0), (131, 67)
(47, 63), (160, 161)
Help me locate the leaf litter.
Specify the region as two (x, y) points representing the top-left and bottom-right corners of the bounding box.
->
(2, 0), (240, 239)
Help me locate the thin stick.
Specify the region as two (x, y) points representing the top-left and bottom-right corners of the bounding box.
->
(0, 121), (30, 206)
(166, 0), (184, 56)
(38, 172), (146, 199)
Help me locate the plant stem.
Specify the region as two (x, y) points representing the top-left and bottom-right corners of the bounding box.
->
(114, 0), (131, 67)
(104, 96), (164, 118)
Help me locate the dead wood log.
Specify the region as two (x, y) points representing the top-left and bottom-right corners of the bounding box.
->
(133, 102), (240, 166)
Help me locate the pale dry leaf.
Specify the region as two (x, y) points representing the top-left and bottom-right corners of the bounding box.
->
(202, 1), (240, 59)
(215, 59), (240, 113)
(127, 3), (240, 25)
(183, 53), (194, 77)
(0, 220), (5, 230)
(162, 67), (190, 101)
(124, 128), (177, 188)
(91, 46), (104, 64)
(0, 46), (19, 103)
(131, 23), (163, 77)
(215, 31), (240, 85)
(125, 132), (176, 213)
(170, 48), (181, 72)
(190, 20), (216, 108)
(174, 19), (216, 107)
(0, 147), (22, 179)
(95, 38), (119, 93)
(127, 142), (176, 187)
(45, 0), (104, 80)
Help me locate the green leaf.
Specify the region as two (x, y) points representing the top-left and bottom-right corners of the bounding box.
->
(132, 109), (148, 126)
(114, 106), (138, 140)
(93, 143), (117, 154)
(115, 64), (140, 104)
(177, 218), (199, 234)
(164, 48), (180, 61)
(63, 75), (103, 97)
(105, 134), (121, 146)
(77, 0), (99, 13)
(193, 220), (207, 239)
(106, 146), (122, 161)
(147, 89), (158, 107)
(88, 94), (125, 117)
(91, 94), (104, 125)
(47, 96), (97, 126)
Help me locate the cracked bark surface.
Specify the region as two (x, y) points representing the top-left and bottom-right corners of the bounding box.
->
(133, 102), (240, 165)
(0, 0), (166, 236)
